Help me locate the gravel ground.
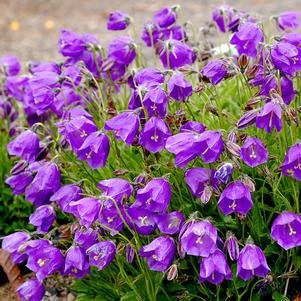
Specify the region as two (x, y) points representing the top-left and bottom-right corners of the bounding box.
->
(0, 0), (301, 300)
(0, 0), (300, 62)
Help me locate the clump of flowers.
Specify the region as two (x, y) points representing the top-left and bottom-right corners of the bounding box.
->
(1, 4), (301, 301)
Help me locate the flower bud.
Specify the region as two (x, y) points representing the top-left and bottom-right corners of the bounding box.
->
(200, 186), (212, 204)
(241, 175), (256, 192)
(238, 54), (249, 70)
(126, 243), (135, 264)
(227, 130), (237, 143)
(214, 162), (233, 184)
(245, 64), (259, 79)
(225, 232), (239, 261)
(245, 97), (262, 110)
(226, 141), (241, 156)
(237, 110), (258, 129)
(167, 263), (178, 281)
(10, 160), (28, 175)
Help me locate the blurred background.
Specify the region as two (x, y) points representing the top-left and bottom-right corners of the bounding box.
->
(0, 0), (301, 62)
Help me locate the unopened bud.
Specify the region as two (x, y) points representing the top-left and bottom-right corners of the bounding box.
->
(225, 232), (239, 261)
(237, 110), (258, 129)
(241, 175), (255, 192)
(200, 186), (212, 204)
(245, 64), (259, 79)
(126, 243), (135, 264)
(167, 264), (178, 281)
(214, 162), (233, 184)
(226, 141), (241, 156)
(10, 160), (28, 175)
(238, 54), (249, 70)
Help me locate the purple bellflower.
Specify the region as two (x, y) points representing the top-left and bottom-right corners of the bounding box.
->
(29, 205), (56, 234)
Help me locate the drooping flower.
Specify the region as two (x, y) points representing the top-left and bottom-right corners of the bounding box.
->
(133, 67), (165, 89)
(271, 211), (301, 250)
(58, 29), (86, 58)
(86, 241), (116, 270)
(155, 211), (184, 235)
(185, 168), (218, 203)
(64, 116), (98, 151)
(1, 232), (30, 264)
(197, 130), (224, 164)
(214, 162), (233, 184)
(143, 87), (168, 117)
(168, 73), (192, 101)
(218, 181), (253, 216)
(0, 55), (21, 76)
(107, 11), (131, 31)
(7, 130), (40, 162)
(74, 228), (99, 250)
(159, 39), (196, 69)
(274, 11), (300, 32)
(97, 178), (133, 204)
(141, 23), (161, 47)
(26, 245), (64, 282)
(180, 220), (217, 257)
(25, 162), (61, 207)
(17, 279), (45, 301)
(50, 184), (83, 213)
(237, 243), (270, 281)
(104, 111), (139, 145)
(77, 131), (110, 169)
(160, 26), (187, 42)
(126, 207), (156, 235)
(240, 137), (268, 167)
(154, 7), (177, 28)
(134, 178), (172, 213)
(139, 236), (175, 272)
(256, 101), (282, 133)
(98, 204), (124, 235)
(5, 171), (33, 195)
(225, 232), (239, 261)
(63, 246), (90, 278)
(199, 249), (232, 284)
(108, 36), (136, 65)
(139, 117), (171, 153)
(29, 205), (56, 234)
(230, 22), (264, 57)
(271, 42), (301, 76)
(69, 197), (101, 228)
(212, 5), (234, 33)
(200, 60), (228, 85)
(282, 143), (301, 181)
(180, 121), (206, 133)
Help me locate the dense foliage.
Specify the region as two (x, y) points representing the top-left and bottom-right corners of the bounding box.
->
(1, 4), (301, 301)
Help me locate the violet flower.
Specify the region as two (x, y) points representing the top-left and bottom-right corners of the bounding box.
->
(256, 101), (282, 133)
(139, 117), (171, 153)
(159, 39), (196, 69)
(77, 131), (110, 169)
(25, 162), (61, 207)
(50, 184), (83, 213)
(237, 243), (270, 280)
(133, 67), (164, 89)
(5, 171), (33, 195)
(274, 11), (300, 32)
(29, 205), (56, 234)
(141, 23), (161, 47)
(139, 236), (175, 272)
(282, 143), (301, 181)
(218, 181), (253, 216)
(1, 232), (30, 264)
(104, 111), (139, 145)
(0, 55), (21, 76)
(200, 60), (228, 85)
(230, 22), (264, 57)
(86, 241), (116, 270)
(271, 211), (301, 250)
(107, 11), (131, 31)
(74, 228), (99, 250)
(7, 130), (40, 162)
(64, 246), (90, 278)
(17, 279), (45, 301)
(155, 211), (184, 235)
(97, 178), (133, 204)
(240, 137), (268, 168)
(168, 73), (192, 101)
(199, 249), (232, 285)
(212, 5), (234, 33)
(108, 36), (136, 65)
(154, 7), (177, 28)
(98, 204), (124, 235)
(180, 220), (217, 257)
(26, 245), (64, 282)
(134, 178), (172, 213)
(143, 87), (168, 117)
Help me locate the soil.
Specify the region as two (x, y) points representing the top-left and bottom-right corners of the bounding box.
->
(0, 0), (301, 300)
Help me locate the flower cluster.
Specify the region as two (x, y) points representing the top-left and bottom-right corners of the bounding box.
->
(1, 4), (301, 301)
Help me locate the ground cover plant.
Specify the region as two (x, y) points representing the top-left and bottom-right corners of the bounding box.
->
(1, 4), (301, 301)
